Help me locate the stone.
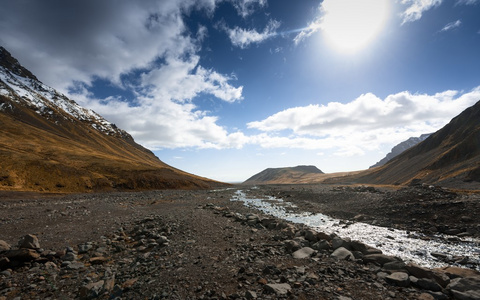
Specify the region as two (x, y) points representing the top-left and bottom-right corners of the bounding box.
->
(0, 257), (10, 269)
(311, 240), (330, 251)
(425, 291), (449, 300)
(0, 240), (11, 251)
(5, 249), (40, 261)
(79, 280), (105, 300)
(410, 276), (442, 292)
(245, 290), (257, 299)
(292, 247), (315, 259)
(385, 272), (410, 287)
(89, 257), (108, 265)
(78, 243), (93, 254)
(157, 236), (169, 245)
(383, 261), (406, 271)
(435, 266), (480, 279)
(62, 252), (77, 262)
(264, 283), (292, 295)
(284, 240), (301, 252)
(304, 230), (318, 242)
(17, 234), (40, 249)
(332, 237), (348, 250)
(447, 276), (480, 300)
(363, 254), (399, 266)
(406, 264), (450, 287)
(418, 293), (434, 300)
(331, 247), (354, 260)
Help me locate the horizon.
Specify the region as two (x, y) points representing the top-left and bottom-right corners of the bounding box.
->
(1, 0), (480, 182)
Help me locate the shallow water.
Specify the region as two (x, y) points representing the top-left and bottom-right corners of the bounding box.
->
(231, 190), (480, 271)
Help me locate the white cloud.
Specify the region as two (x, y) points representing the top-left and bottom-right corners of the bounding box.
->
(223, 19), (280, 49)
(456, 0), (480, 4)
(400, 0), (443, 24)
(247, 87), (480, 155)
(440, 20), (462, 32)
(230, 0), (268, 18)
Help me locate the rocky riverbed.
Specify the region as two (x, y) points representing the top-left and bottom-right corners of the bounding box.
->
(0, 185), (479, 299)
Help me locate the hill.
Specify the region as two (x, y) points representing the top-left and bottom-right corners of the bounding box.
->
(0, 46), (223, 192)
(370, 133), (431, 168)
(337, 100), (480, 189)
(243, 165), (325, 184)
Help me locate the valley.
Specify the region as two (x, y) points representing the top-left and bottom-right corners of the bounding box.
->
(0, 185), (479, 299)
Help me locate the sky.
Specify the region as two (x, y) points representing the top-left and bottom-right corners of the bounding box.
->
(1, 0), (480, 182)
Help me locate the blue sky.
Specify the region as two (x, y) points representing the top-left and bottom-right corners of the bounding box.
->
(1, 0), (480, 182)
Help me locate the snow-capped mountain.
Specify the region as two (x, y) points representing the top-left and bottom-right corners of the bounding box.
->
(0, 46), (126, 138)
(0, 46), (220, 192)
(370, 134), (431, 168)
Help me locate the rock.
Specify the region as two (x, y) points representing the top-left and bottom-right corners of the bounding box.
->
(79, 280), (105, 300)
(78, 243), (93, 254)
(62, 251), (77, 262)
(264, 283), (292, 295)
(157, 236), (169, 245)
(304, 230), (318, 242)
(0, 257), (10, 269)
(385, 272), (410, 287)
(292, 247), (315, 259)
(425, 291), (449, 300)
(284, 240), (301, 252)
(89, 257), (108, 265)
(316, 231), (332, 241)
(382, 261), (406, 271)
(17, 234), (40, 249)
(5, 249), (40, 261)
(363, 254), (400, 266)
(418, 293), (435, 300)
(245, 290), (257, 299)
(447, 276), (480, 300)
(331, 247), (354, 260)
(410, 276), (442, 292)
(0, 240), (11, 251)
(406, 264), (450, 287)
(332, 237), (349, 250)
(311, 240), (330, 251)
(435, 266), (480, 279)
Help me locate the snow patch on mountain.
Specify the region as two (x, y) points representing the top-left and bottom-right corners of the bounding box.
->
(0, 65), (125, 137)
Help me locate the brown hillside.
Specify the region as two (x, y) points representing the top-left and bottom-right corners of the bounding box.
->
(0, 48), (224, 193)
(335, 100), (480, 189)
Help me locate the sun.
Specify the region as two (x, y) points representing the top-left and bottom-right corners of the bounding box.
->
(320, 0), (390, 53)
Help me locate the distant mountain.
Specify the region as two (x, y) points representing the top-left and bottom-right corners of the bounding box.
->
(370, 134), (431, 168)
(243, 165), (324, 184)
(0, 46), (223, 192)
(337, 100), (480, 188)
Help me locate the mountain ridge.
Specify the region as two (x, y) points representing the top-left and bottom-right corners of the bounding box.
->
(243, 165), (324, 184)
(370, 133), (431, 168)
(0, 46), (223, 192)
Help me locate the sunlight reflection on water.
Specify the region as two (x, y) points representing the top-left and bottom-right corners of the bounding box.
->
(231, 190), (480, 270)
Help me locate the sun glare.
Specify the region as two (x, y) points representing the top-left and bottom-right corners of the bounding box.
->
(320, 0), (390, 53)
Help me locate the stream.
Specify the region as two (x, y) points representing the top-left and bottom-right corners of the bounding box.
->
(231, 189), (480, 271)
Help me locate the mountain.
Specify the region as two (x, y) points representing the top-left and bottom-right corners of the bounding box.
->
(340, 100), (480, 188)
(243, 165), (324, 184)
(0, 46), (223, 192)
(370, 134), (431, 168)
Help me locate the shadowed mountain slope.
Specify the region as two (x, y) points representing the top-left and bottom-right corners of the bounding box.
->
(341, 100), (480, 189)
(244, 165), (324, 184)
(370, 133), (431, 168)
(0, 46), (223, 192)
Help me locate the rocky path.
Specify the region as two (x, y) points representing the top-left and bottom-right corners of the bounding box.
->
(0, 187), (479, 299)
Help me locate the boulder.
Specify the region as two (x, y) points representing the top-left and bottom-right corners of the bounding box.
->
(406, 263), (450, 287)
(435, 266), (480, 279)
(331, 247), (354, 260)
(311, 240), (330, 251)
(304, 230), (318, 242)
(264, 283), (291, 295)
(0, 240), (11, 251)
(410, 276), (442, 292)
(447, 276), (480, 300)
(363, 254), (400, 266)
(17, 234), (40, 249)
(292, 247), (315, 259)
(5, 248), (40, 261)
(385, 272), (410, 287)
(284, 240), (301, 252)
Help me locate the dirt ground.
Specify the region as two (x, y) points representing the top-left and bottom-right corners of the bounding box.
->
(0, 184), (479, 299)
